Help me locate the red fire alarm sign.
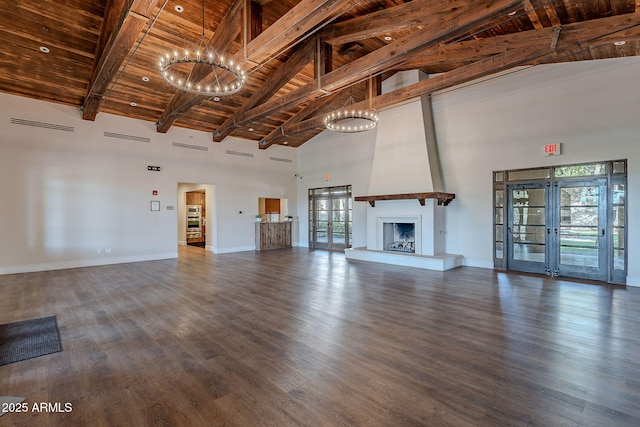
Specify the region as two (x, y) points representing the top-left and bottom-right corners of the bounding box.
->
(152, 190), (158, 196)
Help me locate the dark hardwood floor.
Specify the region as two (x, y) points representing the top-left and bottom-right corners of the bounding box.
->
(1, 246), (639, 426)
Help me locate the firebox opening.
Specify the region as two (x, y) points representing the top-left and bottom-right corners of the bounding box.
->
(383, 222), (416, 253)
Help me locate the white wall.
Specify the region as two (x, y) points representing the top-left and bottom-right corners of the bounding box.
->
(0, 92), (297, 274)
(432, 56), (640, 285)
(295, 130), (376, 247)
(297, 56), (640, 286)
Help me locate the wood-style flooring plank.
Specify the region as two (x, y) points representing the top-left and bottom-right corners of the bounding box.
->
(1, 246), (640, 426)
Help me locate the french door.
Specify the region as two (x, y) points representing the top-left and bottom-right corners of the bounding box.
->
(309, 186), (352, 250)
(507, 179), (607, 281)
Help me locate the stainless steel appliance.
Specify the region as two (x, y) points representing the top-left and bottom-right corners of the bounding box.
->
(186, 205), (202, 238)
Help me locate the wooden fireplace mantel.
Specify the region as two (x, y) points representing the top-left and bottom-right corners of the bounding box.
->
(354, 192), (455, 207)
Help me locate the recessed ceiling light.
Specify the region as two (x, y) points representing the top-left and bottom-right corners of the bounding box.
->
(142, 76), (150, 82)
(175, 5), (184, 12)
(248, 127), (254, 132)
(383, 36), (392, 41)
(614, 41), (626, 46)
(130, 102), (137, 107)
(213, 97), (220, 102)
(39, 46), (50, 53)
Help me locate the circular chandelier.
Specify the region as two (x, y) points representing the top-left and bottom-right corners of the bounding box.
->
(158, 49), (245, 96)
(324, 105), (378, 132)
(324, 50), (377, 133)
(158, 0), (245, 97)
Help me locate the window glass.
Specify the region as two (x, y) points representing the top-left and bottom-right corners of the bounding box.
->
(508, 168), (551, 181)
(613, 161), (625, 174)
(554, 163), (606, 178)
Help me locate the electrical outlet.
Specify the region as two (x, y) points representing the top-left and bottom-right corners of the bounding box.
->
(97, 248), (102, 254)
(105, 248), (111, 253)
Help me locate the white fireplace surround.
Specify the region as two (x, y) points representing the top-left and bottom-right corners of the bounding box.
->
(344, 70), (462, 271)
(377, 216), (421, 254)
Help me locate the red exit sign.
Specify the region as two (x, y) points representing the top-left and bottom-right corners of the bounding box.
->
(543, 143), (561, 156)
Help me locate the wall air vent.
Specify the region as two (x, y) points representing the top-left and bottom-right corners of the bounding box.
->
(225, 150), (254, 158)
(103, 132), (150, 143)
(172, 142), (208, 151)
(11, 118), (74, 133)
(269, 157), (293, 163)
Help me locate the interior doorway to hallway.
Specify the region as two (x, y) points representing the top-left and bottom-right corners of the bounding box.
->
(177, 183), (214, 253)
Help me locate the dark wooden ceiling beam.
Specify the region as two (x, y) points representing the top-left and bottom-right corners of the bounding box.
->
(324, 0), (440, 45)
(212, 37), (317, 142)
(523, 0), (544, 29)
(82, 0), (161, 121)
(259, 92), (340, 148)
(230, 0), (522, 129)
(155, 0), (244, 133)
(243, 0), (361, 66)
(269, 12), (640, 142)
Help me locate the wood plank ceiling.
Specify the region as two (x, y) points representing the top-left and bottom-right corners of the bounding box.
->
(1, 0), (639, 149)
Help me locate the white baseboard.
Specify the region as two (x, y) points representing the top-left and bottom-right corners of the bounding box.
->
(461, 258), (495, 269)
(178, 240), (187, 246)
(0, 252), (178, 276)
(213, 246), (256, 254)
(626, 275), (640, 287)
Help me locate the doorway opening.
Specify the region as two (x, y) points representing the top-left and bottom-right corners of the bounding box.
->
(178, 183), (214, 252)
(309, 185), (352, 251)
(493, 160), (627, 284)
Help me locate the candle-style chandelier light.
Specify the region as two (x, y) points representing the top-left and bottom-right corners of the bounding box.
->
(158, 0), (245, 97)
(324, 52), (377, 133)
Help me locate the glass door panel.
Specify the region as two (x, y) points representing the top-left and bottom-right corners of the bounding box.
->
(554, 181), (606, 280)
(309, 186), (352, 250)
(313, 198), (330, 249)
(507, 184), (549, 274)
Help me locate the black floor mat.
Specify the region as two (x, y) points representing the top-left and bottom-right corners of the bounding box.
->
(0, 316), (62, 366)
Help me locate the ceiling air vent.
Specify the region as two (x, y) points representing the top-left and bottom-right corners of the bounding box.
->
(269, 156), (293, 163)
(11, 118), (74, 133)
(225, 150), (254, 158)
(103, 132), (150, 143)
(172, 142), (208, 151)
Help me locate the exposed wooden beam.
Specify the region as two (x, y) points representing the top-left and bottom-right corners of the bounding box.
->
(314, 39), (333, 80)
(259, 92), (340, 148)
(325, 0), (441, 45)
(523, 0), (544, 29)
(249, 1), (263, 40)
(155, 0), (244, 133)
(82, 0), (160, 121)
(271, 12), (640, 141)
(244, 0), (361, 65)
(399, 27), (554, 69)
(542, 1), (562, 27)
(212, 37), (317, 142)
(231, 0), (522, 130)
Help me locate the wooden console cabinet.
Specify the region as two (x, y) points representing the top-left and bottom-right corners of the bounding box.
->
(255, 222), (292, 250)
